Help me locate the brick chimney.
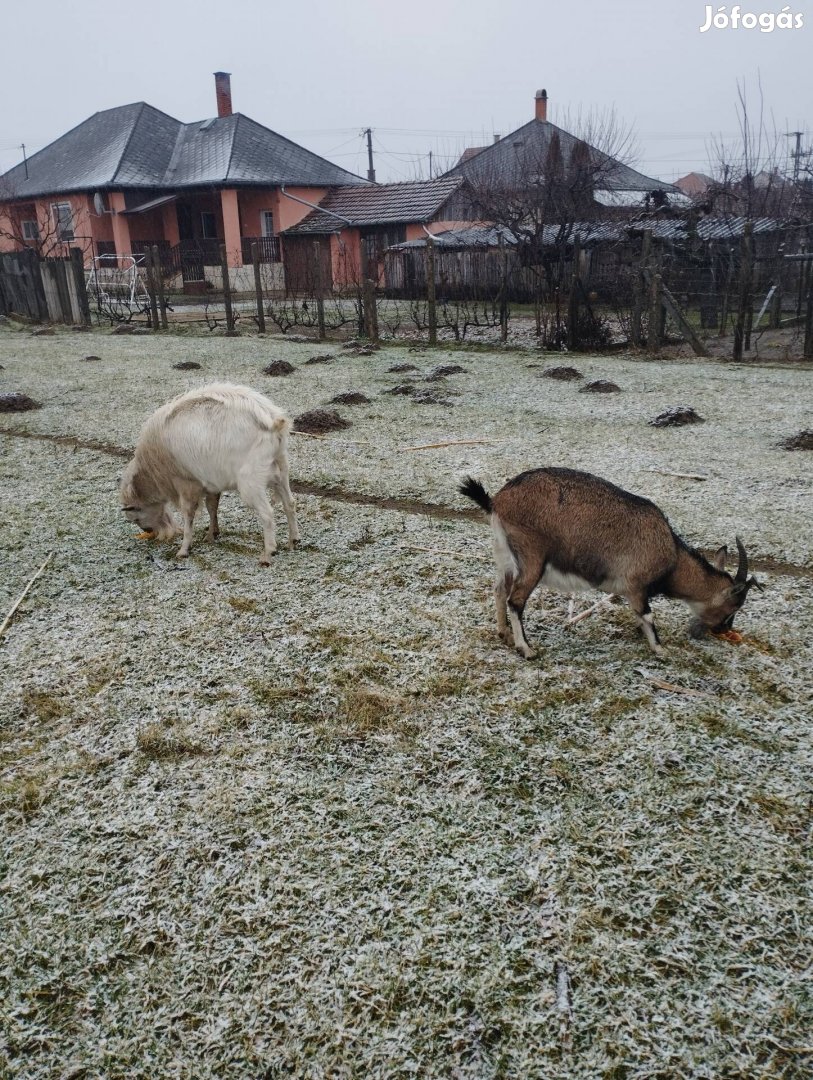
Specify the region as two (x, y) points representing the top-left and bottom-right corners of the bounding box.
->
(535, 88), (548, 122)
(214, 71), (233, 118)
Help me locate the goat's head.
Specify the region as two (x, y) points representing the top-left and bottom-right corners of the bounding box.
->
(689, 538), (763, 638)
(119, 462), (178, 540)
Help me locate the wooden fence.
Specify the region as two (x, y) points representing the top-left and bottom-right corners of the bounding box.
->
(0, 248), (91, 325)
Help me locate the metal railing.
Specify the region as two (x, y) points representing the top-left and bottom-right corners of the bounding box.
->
(241, 235), (281, 264)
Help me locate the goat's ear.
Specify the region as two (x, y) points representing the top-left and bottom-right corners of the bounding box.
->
(713, 545), (727, 571)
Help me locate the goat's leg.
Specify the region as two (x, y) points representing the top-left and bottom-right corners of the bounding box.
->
(628, 592), (665, 657)
(494, 572), (511, 643)
(273, 466), (299, 549)
(238, 473), (277, 565)
(506, 556), (544, 660)
(176, 493), (200, 559)
(204, 493), (221, 542)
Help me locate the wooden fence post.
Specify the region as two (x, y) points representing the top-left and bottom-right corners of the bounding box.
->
(69, 248), (91, 326)
(251, 243), (266, 333)
(143, 252), (159, 329)
(567, 236), (581, 351)
(26, 248), (49, 323)
(499, 234), (509, 343)
(425, 234), (437, 345)
(313, 240), (326, 341)
(220, 243), (235, 332)
(733, 221), (753, 362)
(151, 246), (168, 329)
(648, 271), (663, 355)
(631, 230), (651, 347)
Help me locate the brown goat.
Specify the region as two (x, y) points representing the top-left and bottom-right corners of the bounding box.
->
(461, 468), (761, 659)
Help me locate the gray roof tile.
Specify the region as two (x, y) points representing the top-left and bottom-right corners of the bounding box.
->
(283, 177), (463, 234)
(444, 118), (676, 193)
(0, 104), (365, 199)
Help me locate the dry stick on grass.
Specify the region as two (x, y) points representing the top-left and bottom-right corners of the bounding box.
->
(648, 468), (709, 482)
(400, 439), (494, 452)
(0, 553), (53, 642)
(554, 960), (573, 1052)
(403, 544), (492, 562)
(637, 668), (711, 698)
(565, 595), (615, 626)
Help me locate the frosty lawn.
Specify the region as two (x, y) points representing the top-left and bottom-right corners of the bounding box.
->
(1, 327), (811, 1078)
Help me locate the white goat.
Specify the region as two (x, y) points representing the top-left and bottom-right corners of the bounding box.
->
(120, 383), (299, 564)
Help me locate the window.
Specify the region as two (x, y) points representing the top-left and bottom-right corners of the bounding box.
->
(200, 212), (217, 239)
(21, 219), (39, 241)
(51, 202), (74, 241)
(260, 210), (274, 237)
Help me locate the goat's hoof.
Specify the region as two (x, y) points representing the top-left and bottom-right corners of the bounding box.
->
(259, 552), (277, 566)
(289, 537), (301, 549)
(205, 531), (220, 543)
(175, 550), (190, 560)
(518, 648), (537, 661)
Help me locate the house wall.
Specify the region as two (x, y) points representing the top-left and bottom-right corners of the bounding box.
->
(274, 187), (328, 232)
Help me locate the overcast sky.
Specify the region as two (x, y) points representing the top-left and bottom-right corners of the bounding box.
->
(1, 0), (810, 184)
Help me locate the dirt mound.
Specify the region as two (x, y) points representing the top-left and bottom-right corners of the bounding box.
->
(425, 364), (467, 381)
(0, 393), (42, 412)
(411, 389), (454, 406)
(173, 361), (201, 371)
(31, 327), (55, 337)
(294, 409), (351, 434)
(580, 380), (621, 394)
(777, 429), (813, 450)
(387, 363), (419, 373)
(330, 391), (371, 405)
(262, 360), (295, 376)
(649, 406), (706, 427)
(383, 383), (416, 396)
(306, 354), (334, 365)
(541, 366), (583, 381)
(82, 355), (102, 362)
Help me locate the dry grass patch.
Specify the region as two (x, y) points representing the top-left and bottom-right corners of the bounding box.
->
(135, 722), (206, 761)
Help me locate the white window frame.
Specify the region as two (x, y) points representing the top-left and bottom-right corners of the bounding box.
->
(51, 202), (75, 242)
(200, 212), (217, 240)
(21, 219), (39, 241)
(260, 210), (275, 237)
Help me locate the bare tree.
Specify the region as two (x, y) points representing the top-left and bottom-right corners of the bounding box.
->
(0, 178), (98, 265)
(706, 78), (801, 220)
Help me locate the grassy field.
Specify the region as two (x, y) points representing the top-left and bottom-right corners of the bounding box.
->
(1, 325), (811, 1079)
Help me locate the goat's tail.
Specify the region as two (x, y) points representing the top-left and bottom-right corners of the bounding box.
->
(459, 476), (493, 514)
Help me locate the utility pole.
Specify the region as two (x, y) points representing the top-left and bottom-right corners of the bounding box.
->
(428, 150), (432, 178)
(364, 128), (376, 183)
(20, 143), (28, 180)
(786, 131), (804, 183)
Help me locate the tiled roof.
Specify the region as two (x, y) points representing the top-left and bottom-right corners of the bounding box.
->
(390, 216), (787, 250)
(444, 118), (676, 193)
(0, 104), (366, 199)
(282, 177), (464, 234)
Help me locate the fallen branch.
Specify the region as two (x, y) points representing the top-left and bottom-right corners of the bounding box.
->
(565, 595), (615, 626)
(554, 960), (573, 1051)
(403, 544), (491, 562)
(400, 439), (494, 452)
(0, 553), (53, 642)
(648, 468), (708, 482)
(636, 668), (710, 698)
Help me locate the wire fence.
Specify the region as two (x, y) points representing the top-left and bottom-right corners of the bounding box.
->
(8, 226), (809, 360)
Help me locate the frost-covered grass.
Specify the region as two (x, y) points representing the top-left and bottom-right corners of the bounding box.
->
(1, 327), (811, 1078)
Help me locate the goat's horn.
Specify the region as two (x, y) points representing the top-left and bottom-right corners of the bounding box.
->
(735, 536), (748, 584)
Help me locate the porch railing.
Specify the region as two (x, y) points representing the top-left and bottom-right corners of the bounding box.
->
(241, 236), (281, 264)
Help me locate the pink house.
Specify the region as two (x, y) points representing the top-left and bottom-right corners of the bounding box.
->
(0, 73), (366, 292)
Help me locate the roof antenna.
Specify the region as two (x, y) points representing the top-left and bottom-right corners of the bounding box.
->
(20, 144), (28, 180)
